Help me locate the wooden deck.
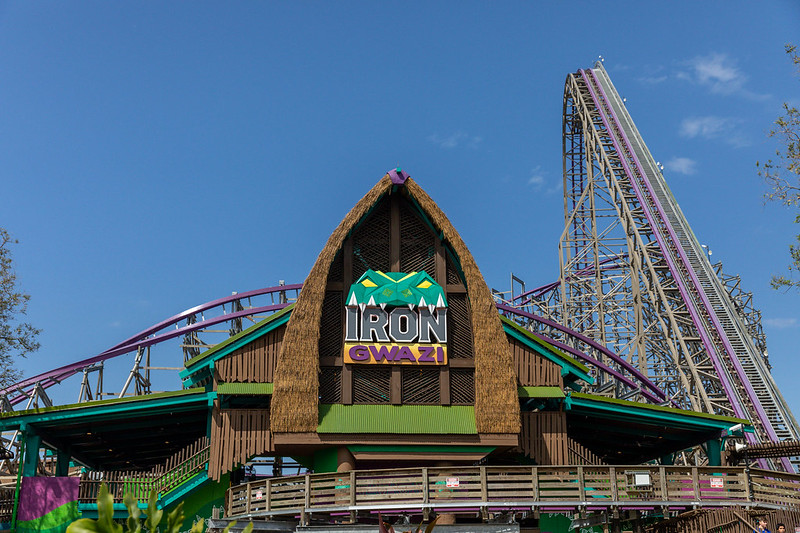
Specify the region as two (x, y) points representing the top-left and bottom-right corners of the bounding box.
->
(226, 465), (800, 524)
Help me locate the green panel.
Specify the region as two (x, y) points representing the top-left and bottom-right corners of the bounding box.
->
(313, 448), (340, 473)
(17, 501), (79, 533)
(518, 386), (565, 399)
(317, 404), (477, 434)
(217, 382), (273, 395)
(569, 392), (752, 428)
(163, 472), (230, 531)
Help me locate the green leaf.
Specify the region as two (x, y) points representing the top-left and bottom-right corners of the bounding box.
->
(165, 502), (185, 533)
(144, 491), (163, 532)
(242, 522), (254, 533)
(123, 493), (141, 533)
(222, 520), (237, 533)
(66, 519), (105, 533)
(190, 518), (206, 533)
(97, 484), (122, 533)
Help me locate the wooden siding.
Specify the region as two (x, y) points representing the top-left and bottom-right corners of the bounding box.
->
(521, 411), (568, 465)
(209, 407), (272, 481)
(510, 337), (561, 387)
(216, 326), (285, 383)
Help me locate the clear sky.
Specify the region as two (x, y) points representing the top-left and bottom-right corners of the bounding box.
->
(2, 2), (800, 414)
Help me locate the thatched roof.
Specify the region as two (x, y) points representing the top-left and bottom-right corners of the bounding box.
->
(270, 173), (520, 434)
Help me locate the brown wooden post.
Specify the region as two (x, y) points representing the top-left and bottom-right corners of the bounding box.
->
(577, 466), (585, 501)
(658, 466), (667, 501)
(422, 467), (430, 505)
(342, 238), (353, 404)
(303, 473), (311, 525)
(245, 481), (252, 515)
(349, 470), (357, 524)
(266, 479), (272, 513)
(691, 467), (700, 501)
(532, 467), (539, 500)
(609, 467), (618, 501)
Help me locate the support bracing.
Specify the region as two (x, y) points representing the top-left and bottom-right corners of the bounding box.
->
(552, 62), (800, 471)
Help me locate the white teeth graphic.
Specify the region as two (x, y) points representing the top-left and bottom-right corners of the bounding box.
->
(419, 296), (427, 308)
(437, 294), (445, 308)
(359, 303), (366, 312)
(349, 293), (358, 306)
(428, 304), (435, 314)
(380, 303), (386, 310)
(408, 303), (415, 311)
(368, 296), (376, 306)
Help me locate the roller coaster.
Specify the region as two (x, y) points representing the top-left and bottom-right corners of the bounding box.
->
(2, 62), (798, 474)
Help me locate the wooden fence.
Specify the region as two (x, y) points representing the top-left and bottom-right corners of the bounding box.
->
(79, 436), (210, 503)
(226, 465), (800, 522)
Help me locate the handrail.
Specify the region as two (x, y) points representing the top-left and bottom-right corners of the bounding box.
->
(78, 438), (210, 503)
(225, 465), (800, 523)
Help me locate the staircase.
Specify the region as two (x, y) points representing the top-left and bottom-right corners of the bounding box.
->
(79, 436), (210, 505)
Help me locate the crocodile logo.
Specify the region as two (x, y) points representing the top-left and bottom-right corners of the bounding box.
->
(344, 270), (448, 365)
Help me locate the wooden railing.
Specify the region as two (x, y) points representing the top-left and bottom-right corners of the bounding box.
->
(79, 437), (210, 503)
(226, 465), (800, 521)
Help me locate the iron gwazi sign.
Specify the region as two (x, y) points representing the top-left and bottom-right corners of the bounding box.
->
(344, 270), (447, 365)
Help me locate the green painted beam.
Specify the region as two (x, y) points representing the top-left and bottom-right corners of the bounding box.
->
(501, 317), (594, 384)
(348, 445), (495, 453)
(217, 382), (273, 395)
(182, 304), (294, 377)
(0, 389), (212, 429)
(517, 386), (564, 399)
(317, 404), (477, 434)
(568, 393), (752, 430)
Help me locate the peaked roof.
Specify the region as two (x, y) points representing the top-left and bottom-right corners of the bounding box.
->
(270, 171), (520, 434)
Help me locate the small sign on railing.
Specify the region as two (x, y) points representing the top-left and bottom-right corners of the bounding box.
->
(255, 491), (263, 500)
(709, 477), (724, 489)
(446, 477), (459, 488)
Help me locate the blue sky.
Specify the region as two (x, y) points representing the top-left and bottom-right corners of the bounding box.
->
(2, 2), (800, 413)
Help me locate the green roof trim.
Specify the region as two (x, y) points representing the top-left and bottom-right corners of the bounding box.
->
(500, 316), (594, 384)
(181, 304), (294, 380)
(217, 382), (273, 395)
(317, 404), (477, 434)
(0, 388), (211, 427)
(518, 386), (565, 399)
(568, 392), (753, 430)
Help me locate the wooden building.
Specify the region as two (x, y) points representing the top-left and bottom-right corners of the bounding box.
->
(0, 170), (772, 533)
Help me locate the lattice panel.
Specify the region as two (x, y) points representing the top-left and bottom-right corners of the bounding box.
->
(328, 250), (344, 282)
(450, 368), (475, 405)
(399, 200), (436, 278)
(448, 293), (474, 359)
(402, 367), (440, 404)
(318, 291), (343, 359)
(352, 196), (391, 280)
(446, 252), (464, 285)
(352, 366), (391, 403)
(319, 367), (342, 403)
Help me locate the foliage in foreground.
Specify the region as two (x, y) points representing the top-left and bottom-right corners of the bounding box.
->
(66, 483), (252, 533)
(758, 44), (800, 291)
(0, 227), (40, 387)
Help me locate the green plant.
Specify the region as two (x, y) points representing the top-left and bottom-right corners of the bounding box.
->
(66, 483), (252, 533)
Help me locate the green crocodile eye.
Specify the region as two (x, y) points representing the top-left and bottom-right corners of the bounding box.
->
(361, 279), (377, 288)
(416, 280), (432, 289)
